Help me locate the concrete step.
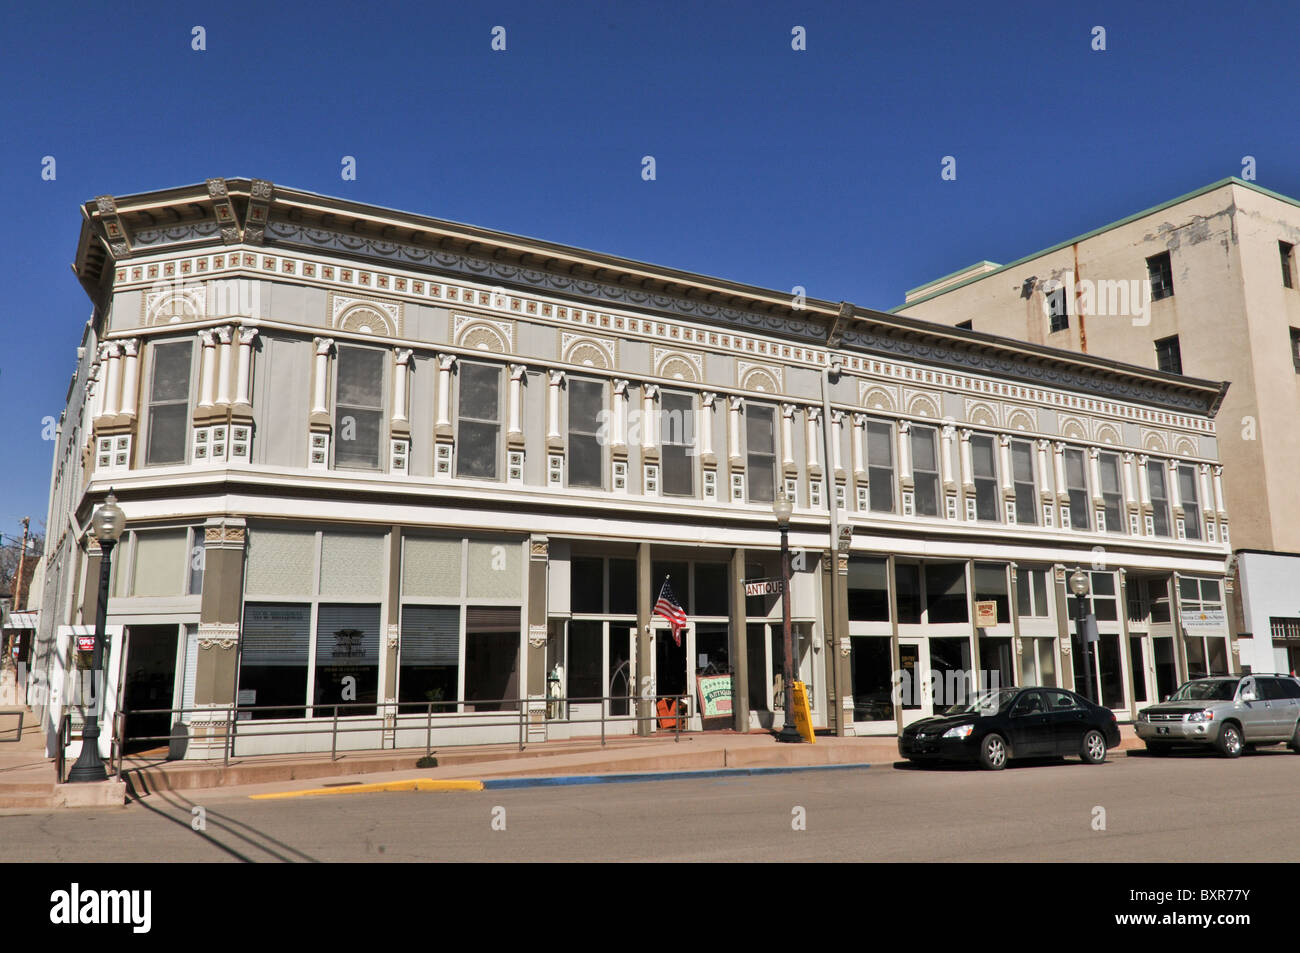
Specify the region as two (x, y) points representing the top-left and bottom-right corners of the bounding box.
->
(0, 794), (54, 809)
(0, 782), (56, 796)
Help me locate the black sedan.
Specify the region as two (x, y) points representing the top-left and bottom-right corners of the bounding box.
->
(898, 686), (1121, 770)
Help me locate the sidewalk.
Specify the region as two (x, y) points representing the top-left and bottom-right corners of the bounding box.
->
(118, 724), (1143, 805)
(1, 720), (1145, 810)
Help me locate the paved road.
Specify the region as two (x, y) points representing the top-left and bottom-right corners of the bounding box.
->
(5, 748), (1300, 862)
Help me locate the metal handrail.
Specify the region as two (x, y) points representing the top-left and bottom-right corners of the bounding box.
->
(55, 713), (71, 784)
(109, 693), (694, 762)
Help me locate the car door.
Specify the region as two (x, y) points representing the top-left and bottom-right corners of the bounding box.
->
(1276, 678), (1300, 741)
(1043, 689), (1088, 755)
(1256, 677), (1290, 740)
(1236, 677), (1272, 741)
(1007, 690), (1053, 757)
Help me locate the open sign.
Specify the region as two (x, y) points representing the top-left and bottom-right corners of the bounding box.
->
(77, 636), (96, 652)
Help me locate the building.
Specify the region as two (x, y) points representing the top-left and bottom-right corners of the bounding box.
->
(32, 178), (1234, 759)
(896, 177), (1300, 676)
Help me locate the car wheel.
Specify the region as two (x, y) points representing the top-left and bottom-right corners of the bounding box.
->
(1217, 723), (1243, 758)
(1146, 742), (1171, 757)
(1290, 721), (1300, 753)
(1081, 729), (1107, 764)
(979, 733), (1008, 770)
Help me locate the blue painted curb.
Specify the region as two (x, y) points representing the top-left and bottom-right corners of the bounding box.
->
(480, 762), (871, 790)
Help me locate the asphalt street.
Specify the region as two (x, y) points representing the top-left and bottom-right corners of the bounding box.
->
(5, 748), (1300, 862)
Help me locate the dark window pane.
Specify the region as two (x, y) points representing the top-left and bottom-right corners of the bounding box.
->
(568, 433), (603, 488)
(895, 564), (921, 624)
(926, 562), (968, 624)
(567, 620), (603, 701)
(694, 563), (728, 617)
(464, 606), (520, 711)
(314, 603), (381, 715)
(456, 419), (499, 479)
(571, 557), (604, 613)
(850, 637), (894, 721)
(609, 558), (636, 615)
(848, 557), (890, 622)
(399, 604), (459, 710)
(151, 341), (193, 401)
(334, 407), (382, 468)
(238, 602), (310, 719)
(146, 403), (189, 465)
(662, 443), (693, 496)
(337, 347), (384, 407)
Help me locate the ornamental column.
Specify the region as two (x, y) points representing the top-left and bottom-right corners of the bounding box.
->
(118, 339), (140, 420)
(214, 326), (234, 407)
(198, 329), (218, 410)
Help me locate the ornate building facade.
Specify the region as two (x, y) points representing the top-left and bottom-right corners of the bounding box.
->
(34, 179), (1234, 758)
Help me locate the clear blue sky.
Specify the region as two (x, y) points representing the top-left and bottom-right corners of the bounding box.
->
(2, 0), (1297, 547)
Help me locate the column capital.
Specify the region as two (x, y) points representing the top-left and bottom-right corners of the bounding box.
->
(215, 325), (234, 345)
(437, 352), (458, 371)
(198, 328), (217, 347)
(547, 368), (565, 386)
(1052, 440), (1066, 452)
(1035, 437), (1051, 452)
(314, 336), (335, 356)
(238, 326), (260, 346)
(781, 402), (796, 418)
(1087, 445), (1099, 459)
(898, 419), (911, 434)
(1123, 451), (1135, 462)
(643, 383), (660, 400)
(806, 406), (821, 422)
(99, 342), (121, 360)
(959, 427), (972, 441)
(700, 390), (716, 407)
(999, 433), (1012, 448)
(728, 395), (745, 411)
(509, 363), (528, 380)
(394, 347), (414, 365)
(851, 412), (867, 427)
(121, 338), (139, 357)
(942, 423), (957, 440)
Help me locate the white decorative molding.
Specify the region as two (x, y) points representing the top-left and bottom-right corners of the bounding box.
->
(453, 313), (514, 354)
(737, 361), (782, 394)
(561, 332), (616, 369)
(331, 293), (402, 336)
(653, 346), (704, 382)
(859, 383), (899, 413)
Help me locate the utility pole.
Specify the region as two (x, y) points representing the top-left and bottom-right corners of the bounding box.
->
(14, 518), (30, 610)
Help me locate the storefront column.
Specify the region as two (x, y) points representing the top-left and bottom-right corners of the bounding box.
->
(728, 547), (750, 733)
(827, 548), (851, 736)
(527, 536), (549, 736)
(384, 528), (401, 713)
(1052, 565), (1076, 692)
(636, 541), (653, 737)
(194, 519), (246, 757)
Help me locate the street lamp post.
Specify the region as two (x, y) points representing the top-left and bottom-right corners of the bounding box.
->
(67, 491), (125, 783)
(773, 490), (802, 743)
(1069, 568), (1095, 705)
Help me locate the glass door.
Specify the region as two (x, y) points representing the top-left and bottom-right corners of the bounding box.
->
(898, 638), (932, 728)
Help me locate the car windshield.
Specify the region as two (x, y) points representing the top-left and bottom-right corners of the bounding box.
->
(943, 689), (1018, 716)
(1169, 679), (1238, 702)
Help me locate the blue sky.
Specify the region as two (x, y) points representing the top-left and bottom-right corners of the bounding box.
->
(2, 0), (1297, 547)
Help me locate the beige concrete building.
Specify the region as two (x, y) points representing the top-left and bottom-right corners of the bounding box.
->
(896, 177), (1300, 674)
(32, 179), (1235, 765)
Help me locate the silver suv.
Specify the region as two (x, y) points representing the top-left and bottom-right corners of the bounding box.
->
(1136, 675), (1300, 758)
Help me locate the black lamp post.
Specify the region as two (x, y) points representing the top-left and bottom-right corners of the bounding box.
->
(68, 491), (125, 783)
(1069, 568), (1095, 705)
(773, 490), (802, 743)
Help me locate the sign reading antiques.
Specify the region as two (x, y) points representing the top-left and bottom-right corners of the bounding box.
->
(744, 578), (784, 597)
(974, 601), (998, 627)
(696, 675), (733, 718)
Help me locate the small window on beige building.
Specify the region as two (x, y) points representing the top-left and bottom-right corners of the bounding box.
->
(1147, 252), (1174, 301)
(1280, 241), (1294, 289)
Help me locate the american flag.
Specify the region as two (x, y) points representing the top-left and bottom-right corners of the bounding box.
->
(654, 578), (688, 646)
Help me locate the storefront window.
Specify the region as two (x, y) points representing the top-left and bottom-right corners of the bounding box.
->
(313, 603), (381, 715)
(464, 606), (520, 711)
(239, 602), (310, 719)
(1016, 567), (1051, 618)
(399, 605), (458, 711)
(895, 563), (921, 624)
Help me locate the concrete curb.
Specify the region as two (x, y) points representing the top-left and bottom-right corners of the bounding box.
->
(248, 762), (871, 799)
(479, 762), (872, 789)
(250, 779), (484, 799)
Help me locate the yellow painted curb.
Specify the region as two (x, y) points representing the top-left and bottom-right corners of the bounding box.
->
(250, 779), (483, 799)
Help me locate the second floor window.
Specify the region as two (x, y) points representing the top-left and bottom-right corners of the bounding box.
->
(1148, 463), (1171, 537)
(970, 434), (999, 521)
(1281, 240), (1294, 289)
(334, 345), (384, 470)
(1010, 439), (1037, 525)
(145, 339), (194, 465)
(745, 404), (777, 503)
(1178, 464), (1202, 540)
(567, 377), (604, 489)
(866, 419), (894, 513)
(1155, 335), (1183, 374)
(456, 362), (502, 480)
(1063, 448), (1090, 530)
(910, 425), (940, 517)
(660, 390), (695, 497)
(1098, 451), (1123, 533)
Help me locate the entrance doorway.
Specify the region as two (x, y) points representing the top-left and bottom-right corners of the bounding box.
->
(563, 620), (635, 728)
(1153, 635), (1179, 701)
(122, 625), (180, 753)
